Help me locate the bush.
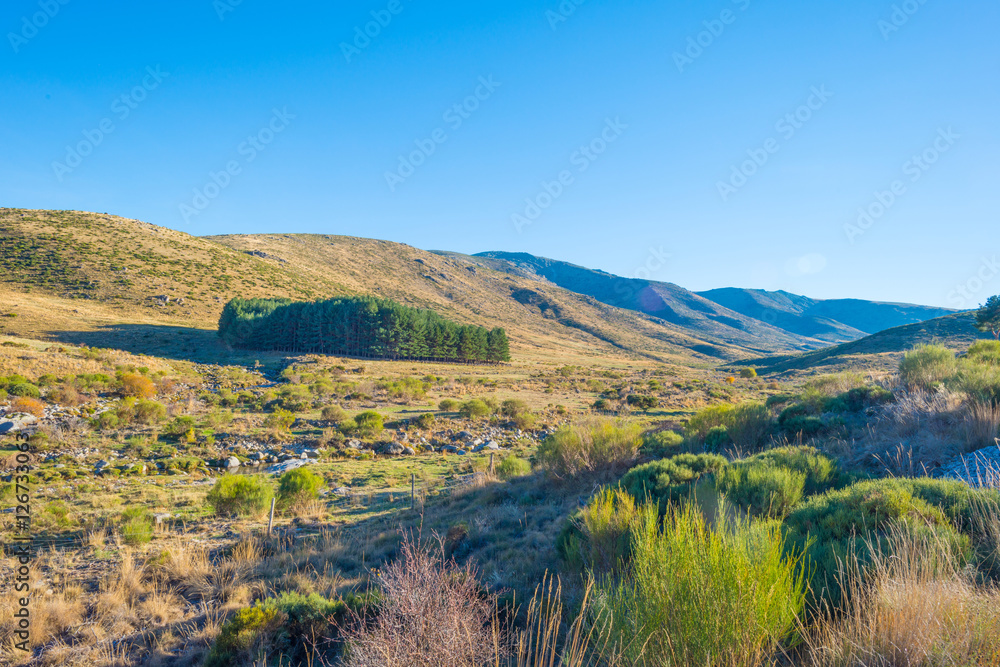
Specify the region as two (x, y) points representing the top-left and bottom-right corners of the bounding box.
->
(321, 405), (347, 422)
(496, 456), (531, 480)
(641, 430), (685, 458)
(966, 340), (1000, 366)
(598, 503), (806, 666)
(777, 403), (824, 438)
(619, 453), (728, 510)
(740, 367), (758, 379)
(826, 385), (894, 412)
(626, 394), (658, 412)
(207, 475), (274, 517)
(10, 396), (45, 418)
(277, 468), (324, 509)
(165, 415), (195, 438)
(535, 419), (644, 479)
(745, 445), (841, 495)
(685, 404), (734, 440)
(354, 411), (384, 437)
(784, 478), (994, 604)
(458, 399), (491, 419)
(500, 398), (536, 429)
(557, 487), (638, 574)
(8, 383), (40, 398)
(119, 507), (155, 546)
(204, 606), (282, 667)
(119, 372), (156, 398)
(264, 408), (296, 432)
(413, 412), (436, 429)
(900, 344), (958, 390)
(704, 425), (732, 451)
(715, 462), (805, 519)
(438, 398), (458, 411)
(728, 402), (773, 450)
(134, 399), (166, 425)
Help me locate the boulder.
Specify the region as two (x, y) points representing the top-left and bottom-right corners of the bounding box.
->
(224, 456), (241, 469)
(379, 442), (405, 456)
(265, 459), (312, 475)
(0, 415), (38, 434)
(402, 446), (416, 456)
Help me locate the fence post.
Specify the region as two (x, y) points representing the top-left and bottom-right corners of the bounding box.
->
(411, 474), (415, 510)
(267, 497), (276, 537)
(489, 453), (495, 476)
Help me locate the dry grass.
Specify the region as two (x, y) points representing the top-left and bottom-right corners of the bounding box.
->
(803, 525), (1000, 667)
(963, 400), (1000, 451)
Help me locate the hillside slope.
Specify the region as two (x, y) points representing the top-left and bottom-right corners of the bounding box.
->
(744, 312), (988, 375)
(469, 251), (827, 352)
(0, 209), (756, 365)
(699, 288), (956, 341)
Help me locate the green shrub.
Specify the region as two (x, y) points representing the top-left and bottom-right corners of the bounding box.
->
(204, 606), (281, 667)
(458, 399), (491, 419)
(900, 344), (958, 389)
(598, 503), (806, 666)
(740, 367), (758, 379)
(619, 453), (728, 510)
(728, 402), (773, 450)
(165, 415), (195, 438)
(640, 430), (685, 458)
(784, 478), (994, 604)
(134, 399), (166, 424)
(966, 340), (1000, 366)
(704, 425), (732, 451)
(354, 411), (384, 437)
(500, 398), (537, 428)
(535, 419), (644, 478)
(685, 404), (734, 440)
(438, 398), (459, 411)
(119, 507), (155, 546)
(8, 383), (40, 398)
(952, 360), (1000, 403)
(557, 487), (638, 574)
(715, 462), (805, 519)
(626, 394), (658, 412)
(277, 468), (324, 509)
(413, 412), (436, 429)
(264, 408), (296, 432)
(777, 404), (824, 437)
(207, 475), (274, 517)
(745, 445), (841, 495)
(496, 456), (531, 480)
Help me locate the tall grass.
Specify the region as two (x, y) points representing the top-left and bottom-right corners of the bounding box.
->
(803, 524), (1000, 666)
(899, 344), (958, 390)
(535, 419), (644, 479)
(597, 502), (806, 667)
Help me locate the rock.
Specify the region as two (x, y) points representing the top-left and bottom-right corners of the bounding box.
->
(333, 487), (351, 496)
(474, 441), (501, 452)
(0, 415), (38, 434)
(457, 431), (474, 441)
(153, 513), (172, 525)
(442, 445), (459, 453)
(938, 445), (1000, 487)
(303, 449), (320, 459)
(224, 456), (241, 469)
(402, 446), (416, 456)
(379, 442), (405, 456)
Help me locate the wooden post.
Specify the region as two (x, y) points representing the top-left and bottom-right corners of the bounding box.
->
(267, 497), (276, 536)
(410, 474), (415, 510)
(489, 453), (495, 476)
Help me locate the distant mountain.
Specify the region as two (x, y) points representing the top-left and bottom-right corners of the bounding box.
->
(697, 288), (956, 342)
(741, 312), (986, 375)
(468, 252), (827, 353)
(471, 252), (955, 350)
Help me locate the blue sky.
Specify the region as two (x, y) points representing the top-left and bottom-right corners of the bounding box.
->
(1, 0), (997, 308)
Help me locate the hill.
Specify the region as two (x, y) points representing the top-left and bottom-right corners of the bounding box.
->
(698, 288), (956, 342)
(468, 251), (827, 353)
(742, 312), (989, 375)
(0, 209), (758, 366)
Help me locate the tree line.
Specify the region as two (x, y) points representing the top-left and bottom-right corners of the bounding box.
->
(218, 297), (510, 363)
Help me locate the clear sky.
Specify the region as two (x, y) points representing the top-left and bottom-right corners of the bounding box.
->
(1, 0), (997, 308)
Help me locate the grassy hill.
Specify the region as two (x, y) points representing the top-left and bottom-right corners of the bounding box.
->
(0, 208), (759, 367)
(742, 312), (990, 375)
